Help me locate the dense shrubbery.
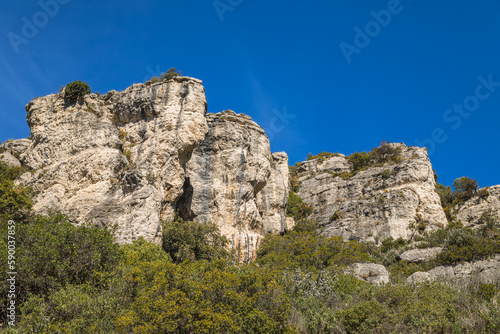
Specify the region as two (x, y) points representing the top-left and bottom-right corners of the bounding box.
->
(257, 219), (371, 272)
(64, 80), (91, 100)
(162, 214), (229, 263)
(0, 164), (32, 222)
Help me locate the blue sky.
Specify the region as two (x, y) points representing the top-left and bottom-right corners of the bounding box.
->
(1, 0), (500, 187)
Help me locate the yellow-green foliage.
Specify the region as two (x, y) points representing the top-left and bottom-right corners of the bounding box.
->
(286, 192), (312, 221)
(161, 215), (229, 263)
(306, 151), (341, 162)
(257, 220), (371, 272)
(65, 80), (91, 100)
(0, 163), (32, 221)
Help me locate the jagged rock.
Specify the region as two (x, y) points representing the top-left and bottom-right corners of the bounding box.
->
(1, 138), (31, 155)
(185, 111), (291, 262)
(18, 77), (208, 244)
(295, 143), (447, 243)
(400, 247), (443, 263)
(0, 138), (31, 167)
(454, 185), (500, 228)
(346, 263), (390, 285)
(407, 255), (500, 284)
(16, 82), (291, 258)
(406, 271), (430, 283)
(257, 152), (294, 235)
(0, 151), (21, 167)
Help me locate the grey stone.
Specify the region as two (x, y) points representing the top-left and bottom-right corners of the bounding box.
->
(346, 263), (390, 285)
(400, 247), (443, 263)
(295, 143), (448, 243)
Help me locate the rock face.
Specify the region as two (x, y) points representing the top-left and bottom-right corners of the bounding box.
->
(184, 110), (292, 262)
(18, 77), (208, 244)
(14, 78), (290, 259)
(295, 144), (448, 243)
(407, 255), (500, 284)
(400, 247), (443, 263)
(454, 185), (500, 228)
(0, 138), (30, 167)
(346, 263), (390, 285)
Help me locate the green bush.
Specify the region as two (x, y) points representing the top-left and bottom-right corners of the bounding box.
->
(257, 220), (371, 272)
(162, 215), (229, 263)
(381, 169), (391, 179)
(0, 163), (32, 222)
(162, 68), (181, 80)
(0, 213), (120, 310)
(286, 192), (312, 221)
(65, 80), (91, 100)
(453, 176), (479, 202)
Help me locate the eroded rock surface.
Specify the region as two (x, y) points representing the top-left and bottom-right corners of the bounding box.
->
(14, 82), (290, 258)
(400, 247), (443, 263)
(407, 255), (500, 284)
(185, 111), (292, 262)
(295, 144), (448, 243)
(346, 263), (390, 285)
(18, 77), (208, 244)
(454, 185), (500, 228)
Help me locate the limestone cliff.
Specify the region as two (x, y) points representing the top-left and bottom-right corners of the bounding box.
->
(454, 185), (500, 228)
(295, 143), (448, 243)
(8, 77), (290, 261)
(184, 110), (292, 262)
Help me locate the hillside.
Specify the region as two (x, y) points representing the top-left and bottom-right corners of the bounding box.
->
(1, 77), (499, 333)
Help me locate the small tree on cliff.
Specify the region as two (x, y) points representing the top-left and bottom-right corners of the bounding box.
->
(65, 80), (91, 101)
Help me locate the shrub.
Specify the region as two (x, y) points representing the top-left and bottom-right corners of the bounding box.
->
(286, 192), (312, 221)
(65, 81), (91, 100)
(257, 221), (371, 272)
(436, 183), (454, 209)
(161, 68), (181, 80)
(340, 300), (386, 333)
(381, 169), (391, 179)
(162, 215), (229, 263)
(453, 176), (478, 202)
(329, 210), (344, 222)
(306, 152), (341, 162)
(0, 212), (121, 322)
(347, 151), (371, 172)
(0, 163), (32, 222)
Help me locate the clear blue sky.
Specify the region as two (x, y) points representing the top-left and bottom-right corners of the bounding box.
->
(1, 0), (500, 187)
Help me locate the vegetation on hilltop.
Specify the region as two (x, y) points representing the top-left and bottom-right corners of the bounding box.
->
(64, 81), (91, 101)
(145, 68), (182, 85)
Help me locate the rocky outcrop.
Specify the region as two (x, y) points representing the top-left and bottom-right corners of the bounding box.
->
(295, 144), (448, 243)
(13, 79), (290, 259)
(454, 185), (500, 228)
(346, 263), (390, 285)
(0, 138), (30, 167)
(400, 247), (443, 263)
(407, 255), (500, 284)
(184, 110), (292, 262)
(17, 77), (208, 244)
